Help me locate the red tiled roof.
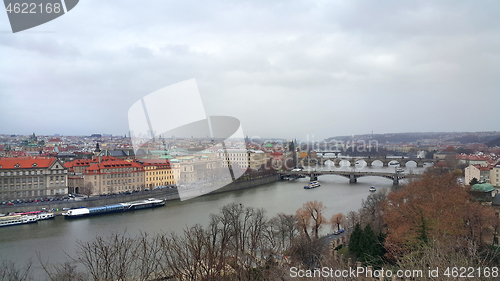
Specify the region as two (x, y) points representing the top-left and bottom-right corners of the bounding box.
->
(64, 156), (118, 169)
(138, 159), (171, 169)
(0, 157), (57, 169)
(85, 160), (143, 173)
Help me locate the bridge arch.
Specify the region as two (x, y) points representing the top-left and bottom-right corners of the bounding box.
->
(404, 160), (418, 167)
(324, 160), (335, 167)
(388, 160), (400, 166)
(354, 159), (368, 168)
(370, 160), (384, 167)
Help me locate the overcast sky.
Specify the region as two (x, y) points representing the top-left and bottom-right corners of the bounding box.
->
(0, 0), (499, 140)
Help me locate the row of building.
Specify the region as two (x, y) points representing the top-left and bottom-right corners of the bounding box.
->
(0, 148), (288, 202)
(465, 163), (500, 188)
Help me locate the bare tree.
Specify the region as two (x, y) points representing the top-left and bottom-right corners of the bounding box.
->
(0, 260), (33, 281)
(80, 182), (93, 198)
(266, 213), (298, 253)
(296, 207), (312, 242)
(330, 213), (344, 232)
(301, 201), (326, 240)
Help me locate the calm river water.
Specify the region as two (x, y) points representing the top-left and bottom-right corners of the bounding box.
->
(0, 163), (427, 273)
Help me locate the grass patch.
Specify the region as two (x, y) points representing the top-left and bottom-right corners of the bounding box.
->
(338, 246), (349, 255)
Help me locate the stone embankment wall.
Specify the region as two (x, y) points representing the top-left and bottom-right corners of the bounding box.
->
(0, 189), (179, 214)
(210, 174), (280, 194)
(0, 175), (280, 214)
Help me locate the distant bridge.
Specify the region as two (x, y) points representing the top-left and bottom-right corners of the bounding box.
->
(312, 156), (434, 167)
(279, 170), (419, 185)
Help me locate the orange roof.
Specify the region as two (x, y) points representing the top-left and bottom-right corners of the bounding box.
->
(64, 156), (117, 167)
(0, 157), (57, 169)
(85, 160), (143, 173)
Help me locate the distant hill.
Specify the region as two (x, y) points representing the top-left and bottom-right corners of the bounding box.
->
(486, 136), (500, 147)
(450, 134), (500, 144)
(325, 132), (500, 144)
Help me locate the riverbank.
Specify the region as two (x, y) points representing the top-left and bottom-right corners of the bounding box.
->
(209, 174), (281, 194)
(0, 175), (281, 214)
(0, 189), (180, 214)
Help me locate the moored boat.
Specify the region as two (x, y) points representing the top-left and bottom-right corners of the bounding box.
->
(63, 198), (165, 219)
(0, 214), (38, 227)
(369, 186), (376, 192)
(13, 211), (55, 221)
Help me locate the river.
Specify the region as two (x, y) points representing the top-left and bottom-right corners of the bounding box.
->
(0, 163), (427, 274)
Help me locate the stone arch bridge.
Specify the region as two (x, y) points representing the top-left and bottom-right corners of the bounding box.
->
(279, 170), (419, 185)
(317, 157), (433, 167)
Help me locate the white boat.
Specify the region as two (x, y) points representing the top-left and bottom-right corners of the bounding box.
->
(396, 167), (404, 173)
(63, 198), (165, 218)
(304, 181), (320, 189)
(369, 186), (376, 192)
(37, 213), (55, 220)
(0, 214), (39, 227)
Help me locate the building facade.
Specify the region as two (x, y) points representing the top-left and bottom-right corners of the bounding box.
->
(0, 157), (68, 202)
(65, 156), (118, 194)
(491, 164), (500, 188)
(465, 164), (493, 185)
(216, 149), (250, 170)
(141, 160), (178, 189)
(83, 160), (145, 195)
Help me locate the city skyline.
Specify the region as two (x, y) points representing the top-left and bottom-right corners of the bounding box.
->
(1, 0), (499, 139)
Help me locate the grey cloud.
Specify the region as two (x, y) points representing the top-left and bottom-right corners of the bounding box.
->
(0, 0), (499, 138)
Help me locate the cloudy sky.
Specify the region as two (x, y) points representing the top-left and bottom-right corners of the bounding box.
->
(0, 0), (499, 140)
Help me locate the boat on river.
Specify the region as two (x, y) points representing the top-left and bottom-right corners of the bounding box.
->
(0, 214), (38, 227)
(369, 186), (376, 192)
(62, 198), (165, 218)
(304, 181), (320, 189)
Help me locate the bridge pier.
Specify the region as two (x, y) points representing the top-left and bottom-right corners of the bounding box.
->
(383, 162), (389, 167)
(393, 176), (399, 185)
(399, 161), (406, 167)
(349, 174), (357, 183)
(417, 162), (424, 167)
(310, 173), (318, 181)
(366, 161), (372, 167)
